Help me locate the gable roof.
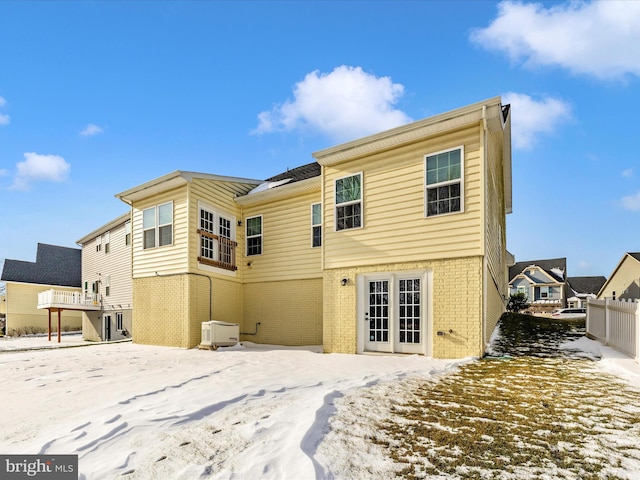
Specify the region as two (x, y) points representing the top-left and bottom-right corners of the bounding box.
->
(596, 252), (640, 298)
(567, 276), (607, 295)
(509, 258), (567, 283)
(0, 243), (81, 287)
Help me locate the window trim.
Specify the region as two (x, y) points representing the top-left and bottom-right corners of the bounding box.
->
(116, 312), (123, 331)
(198, 202), (237, 269)
(311, 202), (322, 248)
(245, 215), (263, 256)
(142, 201), (174, 249)
(334, 172), (363, 231)
(104, 231), (110, 254)
(125, 221), (131, 246)
(424, 146), (464, 218)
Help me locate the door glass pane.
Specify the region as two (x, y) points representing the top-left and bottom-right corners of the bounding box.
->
(368, 280), (389, 344)
(399, 278), (421, 344)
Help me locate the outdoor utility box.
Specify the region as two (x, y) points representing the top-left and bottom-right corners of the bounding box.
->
(200, 320), (240, 349)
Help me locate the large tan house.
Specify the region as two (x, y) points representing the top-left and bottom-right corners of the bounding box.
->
(0, 243), (83, 334)
(116, 97), (512, 358)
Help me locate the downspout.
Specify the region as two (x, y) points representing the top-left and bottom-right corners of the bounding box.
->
(481, 104), (489, 354)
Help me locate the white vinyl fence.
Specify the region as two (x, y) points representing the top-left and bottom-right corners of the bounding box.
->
(587, 297), (640, 361)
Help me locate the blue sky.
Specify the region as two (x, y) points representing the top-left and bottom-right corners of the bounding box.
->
(1, 0), (639, 280)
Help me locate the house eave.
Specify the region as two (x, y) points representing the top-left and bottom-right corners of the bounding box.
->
(76, 212), (131, 246)
(312, 96), (505, 166)
(115, 171), (263, 205)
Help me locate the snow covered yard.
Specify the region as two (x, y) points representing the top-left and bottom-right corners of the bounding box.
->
(0, 340), (462, 479)
(2, 316), (640, 479)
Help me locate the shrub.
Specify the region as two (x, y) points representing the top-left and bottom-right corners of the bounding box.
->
(507, 292), (530, 313)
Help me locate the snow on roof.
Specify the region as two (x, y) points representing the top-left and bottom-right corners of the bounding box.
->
(247, 178), (292, 195)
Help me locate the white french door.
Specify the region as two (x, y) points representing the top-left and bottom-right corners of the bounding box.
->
(360, 272), (429, 355)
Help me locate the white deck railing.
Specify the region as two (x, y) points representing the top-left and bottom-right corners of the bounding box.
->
(38, 289), (101, 310)
(587, 297), (640, 360)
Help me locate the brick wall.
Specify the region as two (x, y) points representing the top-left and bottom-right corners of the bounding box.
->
(323, 257), (484, 358)
(243, 278), (323, 346)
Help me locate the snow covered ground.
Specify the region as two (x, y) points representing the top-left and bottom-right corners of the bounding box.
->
(0, 334), (639, 479)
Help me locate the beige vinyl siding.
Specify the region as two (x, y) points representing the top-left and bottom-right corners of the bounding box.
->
(81, 218), (132, 307)
(483, 127), (509, 331)
(4, 282), (82, 333)
(323, 125), (483, 269)
(242, 189), (322, 283)
(132, 186), (189, 277)
(598, 256), (640, 300)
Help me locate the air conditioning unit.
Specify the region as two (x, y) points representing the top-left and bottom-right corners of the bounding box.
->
(200, 320), (240, 349)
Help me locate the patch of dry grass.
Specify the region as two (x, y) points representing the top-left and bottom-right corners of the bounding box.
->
(372, 315), (640, 479)
(376, 357), (640, 478)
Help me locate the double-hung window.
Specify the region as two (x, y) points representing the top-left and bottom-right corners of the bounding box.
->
(104, 232), (110, 254)
(116, 312), (123, 331)
(143, 201), (173, 249)
(246, 216), (262, 256)
(425, 147), (463, 217)
(311, 203), (322, 247)
(335, 173), (362, 230)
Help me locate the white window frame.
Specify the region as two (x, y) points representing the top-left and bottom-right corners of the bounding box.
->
(95, 235), (102, 252)
(311, 203), (322, 248)
(125, 221), (131, 246)
(540, 286), (549, 298)
(246, 215), (263, 256)
(104, 231), (110, 254)
(334, 172), (363, 231)
(198, 202), (236, 264)
(142, 201), (173, 249)
(424, 146), (464, 218)
(116, 312), (123, 331)
(105, 275), (111, 297)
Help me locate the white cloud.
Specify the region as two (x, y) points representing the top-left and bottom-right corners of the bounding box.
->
(11, 152), (71, 191)
(502, 92), (572, 149)
(621, 191), (640, 211)
(622, 168), (634, 178)
(253, 65), (412, 142)
(0, 96), (9, 125)
(80, 123), (103, 136)
(471, 0), (640, 80)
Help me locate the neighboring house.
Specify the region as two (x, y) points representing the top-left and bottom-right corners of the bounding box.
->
(566, 276), (607, 308)
(597, 253), (640, 300)
(76, 213), (133, 342)
(509, 258), (569, 315)
(0, 244), (83, 334)
(115, 96), (512, 359)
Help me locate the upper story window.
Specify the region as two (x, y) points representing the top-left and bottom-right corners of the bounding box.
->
(95, 236), (102, 252)
(198, 205), (237, 271)
(425, 147), (464, 217)
(104, 232), (110, 254)
(105, 275), (111, 296)
(143, 201), (173, 249)
(335, 173), (362, 231)
(311, 203), (322, 247)
(125, 221), (131, 246)
(246, 216), (262, 256)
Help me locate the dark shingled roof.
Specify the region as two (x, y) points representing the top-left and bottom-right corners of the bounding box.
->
(509, 257), (567, 283)
(567, 276), (607, 295)
(628, 252), (640, 262)
(266, 162), (321, 184)
(0, 243), (81, 287)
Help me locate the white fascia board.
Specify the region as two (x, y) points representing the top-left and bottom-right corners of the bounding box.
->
(76, 212), (131, 246)
(313, 97), (503, 166)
